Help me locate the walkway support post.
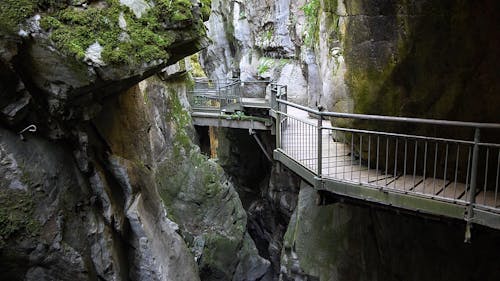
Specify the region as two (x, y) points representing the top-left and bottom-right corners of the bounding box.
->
(218, 82), (222, 112)
(465, 127), (480, 242)
(270, 84), (277, 110)
(276, 109), (282, 149)
(317, 112), (323, 177)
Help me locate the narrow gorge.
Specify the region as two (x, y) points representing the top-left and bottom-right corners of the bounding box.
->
(1, 0), (499, 281)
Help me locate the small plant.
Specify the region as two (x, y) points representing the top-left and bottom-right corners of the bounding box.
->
(301, 0), (320, 47)
(189, 54), (207, 77)
(279, 58), (290, 67)
(265, 29), (273, 41)
(257, 57), (274, 75)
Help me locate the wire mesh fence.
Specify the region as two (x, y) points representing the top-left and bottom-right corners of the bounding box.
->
(277, 100), (500, 213)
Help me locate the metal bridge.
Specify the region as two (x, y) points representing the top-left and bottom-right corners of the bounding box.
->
(188, 78), (500, 239)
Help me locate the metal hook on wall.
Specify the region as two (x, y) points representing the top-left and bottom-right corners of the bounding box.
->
(18, 124), (37, 141)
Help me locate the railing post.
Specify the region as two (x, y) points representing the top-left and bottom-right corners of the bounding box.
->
(218, 83), (222, 113)
(317, 112), (323, 177)
(238, 80), (242, 106)
(276, 110), (282, 149)
(465, 127), (480, 242)
(270, 84), (277, 111)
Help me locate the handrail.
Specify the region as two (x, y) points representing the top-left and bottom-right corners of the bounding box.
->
(276, 99), (500, 129)
(187, 82), (500, 233)
(275, 98), (500, 237)
(187, 80), (500, 232)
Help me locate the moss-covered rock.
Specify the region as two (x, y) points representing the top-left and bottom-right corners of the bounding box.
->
(0, 0), (211, 134)
(342, 0), (499, 124)
(92, 72), (268, 280)
(281, 183), (500, 281)
(325, 0), (500, 181)
(38, 0), (203, 64)
(0, 0), (41, 34)
(0, 190), (40, 247)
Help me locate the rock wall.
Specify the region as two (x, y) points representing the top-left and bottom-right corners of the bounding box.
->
(0, 0), (209, 131)
(281, 183), (500, 281)
(200, 0), (348, 108)
(0, 74), (202, 280)
(214, 128), (302, 280)
(200, 0), (500, 280)
(201, 0), (499, 120)
(342, 0), (499, 123)
(0, 1), (272, 280)
(0, 69), (270, 280)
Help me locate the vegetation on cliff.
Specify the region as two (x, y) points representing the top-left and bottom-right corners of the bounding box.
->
(0, 190), (40, 247)
(1, 0), (210, 65)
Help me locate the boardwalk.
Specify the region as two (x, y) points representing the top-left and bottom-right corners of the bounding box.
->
(276, 102), (500, 235)
(281, 107), (497, 209)
(188, 80), (500, 233)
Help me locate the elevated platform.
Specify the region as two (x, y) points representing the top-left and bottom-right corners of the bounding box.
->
(274, 102), (500, 234)
(191, 111), (272, 131)
(188, 79), (500, 236)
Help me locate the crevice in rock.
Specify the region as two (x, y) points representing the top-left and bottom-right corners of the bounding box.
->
(200, 126), (301, 280)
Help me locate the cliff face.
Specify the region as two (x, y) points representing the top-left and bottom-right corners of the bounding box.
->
(201, 0), (499, 122)
(0, 1), (270, 280)
(342, 0), (499, 123)
(200, 0), (500, 280)
(1, 75), (203, 280)
(2, 0), (499, 280)
(281, 183), (500, 281)
(0, 0), (210, 131)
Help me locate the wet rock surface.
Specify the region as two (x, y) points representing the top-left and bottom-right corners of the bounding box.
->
(201, 1), (500, 280)
(215, 128), (301, 280)
(281, 184), (500, 281)
(0, 1), (269, 280)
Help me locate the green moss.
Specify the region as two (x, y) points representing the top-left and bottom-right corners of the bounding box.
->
(45, 2), (173, 63)
(36, 0), (205, 64)
(40, 15), (61, 30)
(279, 58), (290, 67)
(164, 87), (193, 154)
(200, 232), (240, 279)
(189, 54), (207, 77)
(301, 0), (320, 47)
(200, 0), (211, 21)
(0, 190), (40, 246)
(1, 0), (206, 63)
(0, 0), (37, 33)
(265, 29), (273, 41)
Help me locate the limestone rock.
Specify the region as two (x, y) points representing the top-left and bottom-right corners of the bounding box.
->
(90, 73), (268, 281)
(280, 182), (500, 281)
(0, 0), (209, 135)
(119, 0), (151, 18)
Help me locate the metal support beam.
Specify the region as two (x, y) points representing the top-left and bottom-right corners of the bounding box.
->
(276, 111), (282, 149)
(465, 128), (481, 242)
(317, 113), (323, 177)
(250, 129), (272, 162)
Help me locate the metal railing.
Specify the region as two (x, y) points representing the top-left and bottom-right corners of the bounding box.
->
(188, 79), (288, 114)
(275, 99), (500, 219)
(188, 78), (242, 112)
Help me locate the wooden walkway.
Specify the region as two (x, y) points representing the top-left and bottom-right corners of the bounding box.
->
(281, 107), (500, 212)
(188, 82), (500, 231)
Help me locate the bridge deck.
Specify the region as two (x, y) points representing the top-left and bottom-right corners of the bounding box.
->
(188, 80), (500, 231)
(276, 106), (500, 230)
(191, 111), (272, 130)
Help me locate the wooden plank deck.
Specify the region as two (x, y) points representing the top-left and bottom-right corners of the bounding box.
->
(281, 106), (499, 210)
